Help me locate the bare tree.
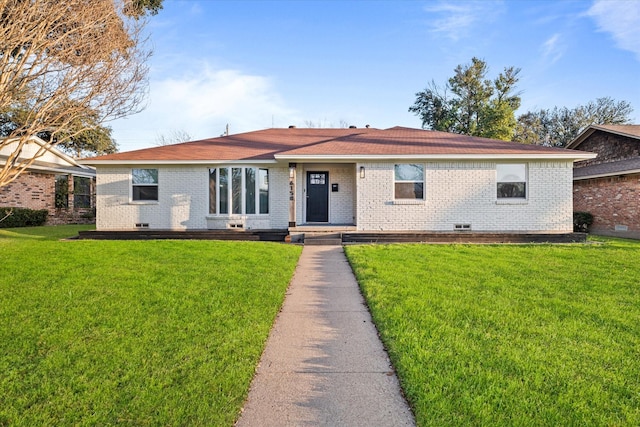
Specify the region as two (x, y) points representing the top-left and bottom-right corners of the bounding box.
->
(154, 129), (193, 146)
(304, 119), (352, 128)
(0, 0), (152, 187)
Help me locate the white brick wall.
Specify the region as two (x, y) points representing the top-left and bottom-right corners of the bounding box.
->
(96, 160), (574, 233)
(96, 165), (289, 230)
(356, 160), (574, 232)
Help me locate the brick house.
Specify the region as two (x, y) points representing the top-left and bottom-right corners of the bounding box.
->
(82, 127), (594, 234)
(568, 124), (640, 238)
(0, 136), (96, 225)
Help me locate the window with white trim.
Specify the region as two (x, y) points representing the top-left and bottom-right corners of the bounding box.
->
(132, 169), (158, 201)
(394, 164), (424, 199)
(209, 167), (269, 214)
(497, 164), (526, 199)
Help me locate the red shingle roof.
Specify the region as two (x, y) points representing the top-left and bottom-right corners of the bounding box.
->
(83, 126), (593, 163)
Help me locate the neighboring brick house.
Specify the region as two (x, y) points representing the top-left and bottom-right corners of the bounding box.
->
(567, 124), (640, 238)
(1, 136), (96, 225)
(82, 127), (594, 234)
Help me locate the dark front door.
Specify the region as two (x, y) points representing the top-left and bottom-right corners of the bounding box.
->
(306, 171), (329, 222)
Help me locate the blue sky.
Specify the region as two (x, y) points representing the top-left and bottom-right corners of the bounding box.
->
(110, 0), (640, 151)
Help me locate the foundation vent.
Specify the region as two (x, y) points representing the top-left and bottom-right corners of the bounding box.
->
(135, 223), (149, 228)
(454, 224), (471, 231)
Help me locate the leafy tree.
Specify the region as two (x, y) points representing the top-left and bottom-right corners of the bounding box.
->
(409, 57), (521, 141)
(0, 106), (117, 157)
(128, 0), (163, 17)
(0, 0), (161, 187)
(514, 97), (634, 147)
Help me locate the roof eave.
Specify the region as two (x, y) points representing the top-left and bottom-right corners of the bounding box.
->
(275, 153), (597, 161)
(26, 163), (96, 177)
(574, 168), (640, 180)
(80, 159), (279, 166)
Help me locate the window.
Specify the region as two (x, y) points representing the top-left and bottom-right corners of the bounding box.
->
(309, 173), (325, 185)
(245, 168), (256, 214)
(73, 176), (92, 208)
(394, 164), (424, 199)
(232, 168), (242, 214)
(219, 168), (228, 214)
(497, 164), (526, 199)
(132, 168), (158, 201)
(55, 175), (69, 208)
(209, 167), (269, 214)
(259, 169), (269, 214)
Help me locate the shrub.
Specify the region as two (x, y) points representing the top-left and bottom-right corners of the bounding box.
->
(573, 211), (594, 232)
(0, 207), (49, 228)
(81, 207), (97, 219)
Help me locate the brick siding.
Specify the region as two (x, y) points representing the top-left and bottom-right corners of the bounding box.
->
(0, 171), (54, 211)
(96, 166), (290, 230)
(573, 173), (640, 232)
(356, 160), (574, 232)
(574, 130), (640, 168)
(572, 129), (640, 234)
(0, 171), (95, 225)
(97, 161), (574, 233)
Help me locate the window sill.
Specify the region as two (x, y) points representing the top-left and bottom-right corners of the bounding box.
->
(495, 199), (528, 205)
(390, 199), (425, 205)
(206, 214), (269, 218)
(129, 201), (159, 205)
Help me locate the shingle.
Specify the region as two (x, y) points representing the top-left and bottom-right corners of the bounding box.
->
(83, 126), (587, 161)
(574, 157), (640, 179)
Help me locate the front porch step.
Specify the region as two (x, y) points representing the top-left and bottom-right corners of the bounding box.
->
(302, 232), (343, 246)
(289, 225), (356, 232)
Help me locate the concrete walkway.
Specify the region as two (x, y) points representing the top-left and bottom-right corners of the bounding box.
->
(236, 245), (415, 427)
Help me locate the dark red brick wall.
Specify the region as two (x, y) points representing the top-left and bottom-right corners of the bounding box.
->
(573, 173), (640, 232)
(0, 171), (95, 225)
(574, 130), (640, 168)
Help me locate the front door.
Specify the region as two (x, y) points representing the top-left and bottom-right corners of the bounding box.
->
(306, 171), (329, 222)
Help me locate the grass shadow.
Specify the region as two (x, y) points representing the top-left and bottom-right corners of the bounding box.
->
(0, 224), (95, 241)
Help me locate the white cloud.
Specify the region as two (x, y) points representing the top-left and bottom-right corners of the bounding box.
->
(587, 0), (640, 60)
(110, 63), (297, 151)
(424, 0), (505, 41)
(541, 33), (565, 64)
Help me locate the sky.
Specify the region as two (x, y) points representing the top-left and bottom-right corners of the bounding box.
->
(109, 0), (640, 152)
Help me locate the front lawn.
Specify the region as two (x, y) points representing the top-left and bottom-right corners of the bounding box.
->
(0, 226), (301, 426)
(346, 239), (640, 426)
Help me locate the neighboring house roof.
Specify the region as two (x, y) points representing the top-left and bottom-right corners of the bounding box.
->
(574, 157), (640, 180)
(0, 136), (95, 177)
(566, 124), (640, 150)
(82, 126), (595, 165)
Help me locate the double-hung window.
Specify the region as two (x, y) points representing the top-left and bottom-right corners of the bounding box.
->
(55, 175), (69, 208)
(73, 176), (92, 208)
(496, 164), (526, 199)
(209, 167), (269, 214)
(132, 169), (159, 201)
(394, 164), (424, 199)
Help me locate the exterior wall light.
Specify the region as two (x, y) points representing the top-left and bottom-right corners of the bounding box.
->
(360, 166), (365, 179)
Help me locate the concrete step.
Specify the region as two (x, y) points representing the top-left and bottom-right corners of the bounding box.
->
(303, 232), (343, 245)
(304, 238), (343, 246)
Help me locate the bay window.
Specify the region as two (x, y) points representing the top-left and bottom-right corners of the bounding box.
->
(209, 167), (269, 214)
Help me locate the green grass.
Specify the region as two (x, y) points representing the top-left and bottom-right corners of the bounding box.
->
(345, 239), (640, 426)
(0, 226), (302, 426)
